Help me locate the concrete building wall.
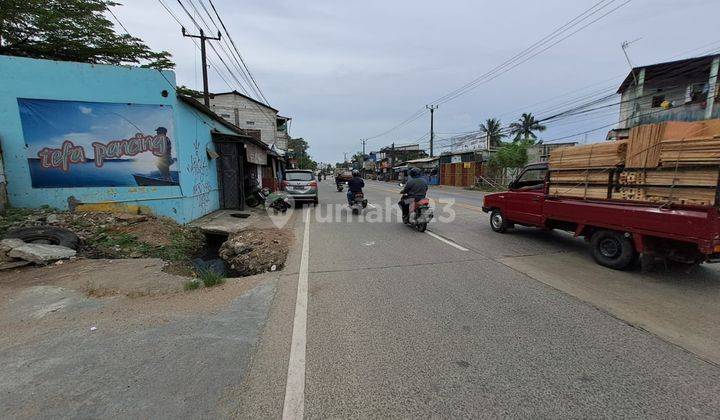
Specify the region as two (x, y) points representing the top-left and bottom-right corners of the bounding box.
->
(0, 55), (236, 224)
(209, 94), (278, 146)
(618, 72), (715, 129)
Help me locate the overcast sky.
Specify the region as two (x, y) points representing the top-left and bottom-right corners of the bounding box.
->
(114, 0), (720, 163)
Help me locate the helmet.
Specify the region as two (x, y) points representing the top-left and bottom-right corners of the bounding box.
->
(409, 167), (421, 178)
(352, 169), (360, 177)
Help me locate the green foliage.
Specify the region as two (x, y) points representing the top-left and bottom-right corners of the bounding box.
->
(508, 113), (546, 142)
(489, 140), (532, 169)
(198, 269), (225, 287)
(287, 137), (310, 156)
(176, 85), (203, 97)
(479, 118), (505, 148)
(184, 279), (201, 291)
(288, 137), (317, 169)
(296, 155), (317, 170)
(0, 0), (174, 69)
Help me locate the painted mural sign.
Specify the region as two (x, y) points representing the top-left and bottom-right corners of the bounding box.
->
(18, 99), (178, 188)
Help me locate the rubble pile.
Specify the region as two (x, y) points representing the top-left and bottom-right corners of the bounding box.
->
(0, 238), (76, 268)
(219, 228), (292, 276)
(0, 208), (204, 262)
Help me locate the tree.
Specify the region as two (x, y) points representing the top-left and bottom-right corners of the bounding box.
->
(287, 138), (310, 157)
(352, 152), (365, 163)
(176, 85), (204, 97)
(488, 140), (531, 170)
(508, 113), (546, 142)
(287, 137), (317, 169)
(479, 118), (505, 149)
(0, 0), (174, 69)
(296, 155), (317, 170)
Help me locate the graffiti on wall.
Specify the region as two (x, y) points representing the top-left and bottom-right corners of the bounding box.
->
(18, 98), (179, 188)
(190, 139), (212, 213)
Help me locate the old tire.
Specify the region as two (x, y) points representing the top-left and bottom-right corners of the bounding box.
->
(489, 209), (510, 233)
(4, 226), (80, 250)
(246, 195), (261, 207)
(590, 230), (636, 270)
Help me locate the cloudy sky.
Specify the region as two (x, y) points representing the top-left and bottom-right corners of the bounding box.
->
(114, 0), (720, 163)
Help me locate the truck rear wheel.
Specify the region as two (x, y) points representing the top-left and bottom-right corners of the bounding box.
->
(590, 230), (636, 270)
(490, 209), (511, 233)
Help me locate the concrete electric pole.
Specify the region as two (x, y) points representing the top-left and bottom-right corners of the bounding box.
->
(182, 27), (222, 107)
(426, 105), (438, 157)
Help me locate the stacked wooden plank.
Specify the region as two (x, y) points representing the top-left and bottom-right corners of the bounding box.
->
(549, 170), (610, 184)
(659, 136), (720, 166)
(548, 140), (628, 170)
(625, 123), (664, 168)
(617, 167), (719, 206)
(549, 184), (608, 200)
(545, 119), (720, 206)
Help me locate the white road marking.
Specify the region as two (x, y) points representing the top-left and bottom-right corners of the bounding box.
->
(282, 208), (311, 420)
(425, 230), (469, 251)
(367, 203), (377, 208)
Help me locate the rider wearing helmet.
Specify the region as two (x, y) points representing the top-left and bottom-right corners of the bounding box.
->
(347, 169), (365, 205)
(399, 167), (428, 223)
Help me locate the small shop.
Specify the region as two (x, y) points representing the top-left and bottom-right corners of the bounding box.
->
(0, 55), (269, 223)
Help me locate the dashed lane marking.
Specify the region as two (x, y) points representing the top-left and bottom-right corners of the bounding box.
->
(425, 230), (469, 251)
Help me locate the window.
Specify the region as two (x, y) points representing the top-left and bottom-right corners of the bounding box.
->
(651, 95), (665, 108)
(246, 121), (255, 126)
(285, 171), (314, 181)
(514, 168), (547, 190)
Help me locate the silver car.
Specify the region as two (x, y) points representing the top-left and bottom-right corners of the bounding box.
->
(282, 170), (319, 204)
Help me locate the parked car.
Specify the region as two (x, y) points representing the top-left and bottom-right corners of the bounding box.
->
(482, 163), (720, 270)
(282, 170), (319, 205)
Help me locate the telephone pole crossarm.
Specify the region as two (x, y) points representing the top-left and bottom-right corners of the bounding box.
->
(182, 27), (222, 107)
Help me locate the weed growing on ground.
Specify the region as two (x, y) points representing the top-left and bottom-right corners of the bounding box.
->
(198, 269), (225, 287)
(184, 279), (202, 291)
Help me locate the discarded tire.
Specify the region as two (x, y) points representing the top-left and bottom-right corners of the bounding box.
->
(4, 227), (80, 250)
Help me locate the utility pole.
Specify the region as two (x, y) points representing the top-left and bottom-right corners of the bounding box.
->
(182, 27), (222, 107)
(426, 105), (438, 157)
(361, 139), (367, 156)
(343, 152), (348, 164)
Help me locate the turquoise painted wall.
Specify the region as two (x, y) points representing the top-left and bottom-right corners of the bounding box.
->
(0, 55), (234, 224)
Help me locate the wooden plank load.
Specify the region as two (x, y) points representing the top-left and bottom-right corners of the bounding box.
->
(548, 184), (608, 200)
(618, 167), (720, 206)
(548, 140), (628, 170)
(549, 170), (610, 184)
(659, 136), (720, 166)
(625, 123), (664, 168)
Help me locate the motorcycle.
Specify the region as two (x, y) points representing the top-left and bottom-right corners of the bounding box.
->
(246, 186), (271, 207)
(267, 192), (293, 213)
(400, 195), (433, 232)
(349, 192), (368, 215)
(336, 181), (347, 192)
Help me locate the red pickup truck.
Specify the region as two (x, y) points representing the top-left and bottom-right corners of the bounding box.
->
(482, 163), (720, 270)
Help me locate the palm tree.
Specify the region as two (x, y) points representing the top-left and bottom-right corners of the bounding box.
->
(479, 118), (505, 149)
(508, 112), (546, 142)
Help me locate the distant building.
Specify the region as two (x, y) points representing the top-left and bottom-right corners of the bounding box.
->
(611, 54), (720, 139)
(527, 142), (577, 163)
(207, 90), (289, 151)
(449, 132), (490, 153)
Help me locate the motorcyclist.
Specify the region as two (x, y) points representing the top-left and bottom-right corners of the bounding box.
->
(399, 167), (428, 223)
(347, 169), (364, 206)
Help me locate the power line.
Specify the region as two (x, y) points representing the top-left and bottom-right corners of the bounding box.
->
(206, 0), (271, 105)
(360, 0), (632, 143)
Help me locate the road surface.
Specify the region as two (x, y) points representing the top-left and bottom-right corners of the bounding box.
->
(237, 179), (720, 418)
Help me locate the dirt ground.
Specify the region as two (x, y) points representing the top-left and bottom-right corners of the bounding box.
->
(0, 257), (275, 348)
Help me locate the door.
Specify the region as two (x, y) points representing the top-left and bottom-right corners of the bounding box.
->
(216, 141), (245, 209)
(505, 166), (547, 226)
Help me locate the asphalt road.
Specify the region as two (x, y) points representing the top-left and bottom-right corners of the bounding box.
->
(239, 179), (720, 418)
